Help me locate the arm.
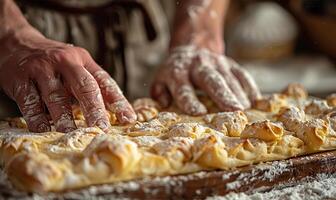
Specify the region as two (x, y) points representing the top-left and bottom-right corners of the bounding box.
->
(0, 0), (136, 133)
(0, 0), (43, 61)
(0, 0), (31, 38)
(151, 0), (261, 114)
(170, 0), (229, 53)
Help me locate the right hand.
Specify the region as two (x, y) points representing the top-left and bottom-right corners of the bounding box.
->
(151, 45), (261, 115)
(151, 0), (261, 115)
(0, 28), (136, 133)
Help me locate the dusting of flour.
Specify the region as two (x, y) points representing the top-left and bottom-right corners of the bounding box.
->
(207, 173), (336, 200)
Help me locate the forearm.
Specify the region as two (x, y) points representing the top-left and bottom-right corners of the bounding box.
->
(153, 0), (261, 114)
(0, 0), (30, 36)
(0, 0), (44, 60)
(170, 0), (230, 53)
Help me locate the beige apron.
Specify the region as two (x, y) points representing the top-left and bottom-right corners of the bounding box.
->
(16, 0), (171, 99)
(0, 0), (174, 119)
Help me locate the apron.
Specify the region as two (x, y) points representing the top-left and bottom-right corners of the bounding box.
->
(15, 0), (172, 99)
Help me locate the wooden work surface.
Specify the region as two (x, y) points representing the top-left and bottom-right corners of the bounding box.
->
(2, 151), (336, 199)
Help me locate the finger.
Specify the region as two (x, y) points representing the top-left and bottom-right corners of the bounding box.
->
(60, 64), (110, 131)
(167, 67), (207, 115)
(191, 65), (244, 112)
(35, 74), (76, 133)
(78, 47), (136, 124)
(12, 81), (50, 132)
(92, 70), (137, 124)
(216, 56), (251, 108)
(150, 80), (172, 108)
(229, 59), (262, 103)
(84, 57), (137, 124)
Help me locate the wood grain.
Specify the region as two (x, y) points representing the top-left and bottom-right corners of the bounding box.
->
(2, 151), (336, 199)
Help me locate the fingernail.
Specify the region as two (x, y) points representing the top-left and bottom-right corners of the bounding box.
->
(118, 111), (137, 124)
(96, 120), (111, 131)
(241, 99), (251, 109)
(227, 102), (244, 111)
(189, 103), (207, 115)
(126, 111), (137, 122)
(37, 123), (50, 132)
(55, 114), (76, 133)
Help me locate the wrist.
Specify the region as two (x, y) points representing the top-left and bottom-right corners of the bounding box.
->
(0, 25), (45, 59)
(2, 25), (45, 48)
(170, 0), (228, 54)
(170, 25), (224, 54)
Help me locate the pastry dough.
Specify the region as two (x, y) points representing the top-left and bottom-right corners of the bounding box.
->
(203, 111), (248, 137)
(275, 106), (305, 132)
(281, 83), (308, 99)
(1, 84), (336, 193)
(241, 120), (283, 142)
(254, 94), (287, 112)
(304, 99), (330, 115)
(326, 93), (336, 107)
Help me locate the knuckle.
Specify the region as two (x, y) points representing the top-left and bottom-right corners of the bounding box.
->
(48, 46), (85, 65)
(76, 75), (99, 93)
(83, 107), (108, 126)
(22, 106), (48, 132)
(75, 47), (94, 64)
(43, 79), (67, 103)
(49, 48), (72, 62)
(194, 65), (209, 77)
(217, 56), (230, 66)
(76, 83), (104, 108)
(100, 77), (122, 95)
(22, 104), (43, 119)
(45, 90), (68, 105)
(75, 47), (90, 56)
(24, 111), (44, 124)
(22, 92), (41, 109)
(175, 85), (194, 102)
(16, 86), (44, 117)
(79, 84), (100, 97)
(106, 99), (129, 113)
(169, 66), (187, 82)
(11, 82), (28, 100)
(80, 103), (106, 122)
(202, 70), (223, 88)
(93, 70), (108, 80)
(94, 72), (116, 88)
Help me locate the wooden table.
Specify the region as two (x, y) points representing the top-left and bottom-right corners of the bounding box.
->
(2, 151), (336, 199)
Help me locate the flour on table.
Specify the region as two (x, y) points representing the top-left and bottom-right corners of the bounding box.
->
(207, 173), (336, 200)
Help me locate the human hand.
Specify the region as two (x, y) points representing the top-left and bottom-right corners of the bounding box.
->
(0, 29), (136, 133)
(151, 45), (261, 115)
(151, 0), (260, 115)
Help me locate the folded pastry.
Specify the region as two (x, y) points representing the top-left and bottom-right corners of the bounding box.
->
(241, 120), (283, 142)
(203, 111), (248, 137)
(1, 83), (336, 193)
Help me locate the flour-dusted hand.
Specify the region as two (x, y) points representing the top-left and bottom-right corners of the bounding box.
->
(151, 0), (261, 115)
(0, 31), (136, 133)
(151, 46), (261, 115)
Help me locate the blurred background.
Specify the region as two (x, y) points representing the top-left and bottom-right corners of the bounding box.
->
(225, 0), (336, 97)
(0, 0), (336, 118)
